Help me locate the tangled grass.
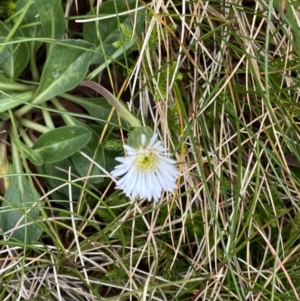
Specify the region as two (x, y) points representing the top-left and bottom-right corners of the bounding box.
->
(2, 0), (300, 300)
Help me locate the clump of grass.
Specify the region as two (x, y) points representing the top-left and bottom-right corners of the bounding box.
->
(1, 0), (300, 300)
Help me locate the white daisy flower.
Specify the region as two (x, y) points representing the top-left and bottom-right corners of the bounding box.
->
(111, 130), (179, 201)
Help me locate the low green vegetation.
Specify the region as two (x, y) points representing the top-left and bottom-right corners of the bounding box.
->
(0, 0), (300, 300)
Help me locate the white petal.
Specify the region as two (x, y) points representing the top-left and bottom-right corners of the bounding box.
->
(152, 140), (163, 149)
(141, 134), (146, 145)
(148, 133), (158, 147)
(119, 167), (138, 197)
(111, 168), (126, 178)
(153, 142), (166, 152)
(124, 145), (135, 152)
(157, 162), (178, 179)
(130, 170), (143, 197)
(111, 158), (134, 177)
(136, 171), (147, 199)
(144, 172), (155, 200)
(158, 155), (177, 165)
(124, 151), (136, 156)
(147, 172), (163, 200)
(155, 166), (178, 191)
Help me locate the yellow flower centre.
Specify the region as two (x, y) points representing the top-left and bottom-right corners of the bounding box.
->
(134, 150), (158, 171)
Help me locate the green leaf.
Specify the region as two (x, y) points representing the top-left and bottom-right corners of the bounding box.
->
(0, 36), (10, 66)
(83, 0), (144, 64)
(32, 126), (92, 164)
(34, 0), (65, 40)
(128, 126), (154, 148)
(37, 158), (81, 201)
(21, 143), (43, 165)
(0, 91), (34, 113)
(71, 131), (105, 184)
(34, 40), (95, 104)
(88, 124), (122, 174)
(1, 173), (42, 243)
(0, 22), (30, 78)
(17, 0), (43, 52)
(70, 97), (123, 125)
(0, 73), (17, 88)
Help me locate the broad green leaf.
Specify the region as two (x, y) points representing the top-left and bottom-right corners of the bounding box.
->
(0, 73), (31, 91)
(34, 0), (65, 40)
(34, 40), (95, 104)
(71, 131), (105, 184)
(0, 91), (34, 113)
(0, 22), (30, 78)
(17, 0), (43, 53)
(0, 73), (16, 88)
(0, 112), (9, 121)
(32, 126), (92, 164)
(37, 158), (81, 201)
(21, 143), (43, 165)
(1, 173), (42, 243)
(83, 0), (144, 64)
(70, 97), (122, 125)
(0, 39), (10, 66)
